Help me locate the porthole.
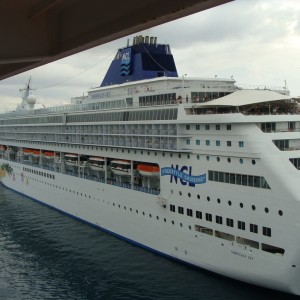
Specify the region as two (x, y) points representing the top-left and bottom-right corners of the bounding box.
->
(252, 159), (256, 165)
(265, 207), (269, 213)
(217, 198), (221, 204)
(197, 194), (200, 199)
(143, 212), (145, 215)
(179, 191), (182, 196)
(188, 193), (191, 198)
(206, 156), (210, 161)
(188, 225), (192, 230)
(156, 216), (159, 220)
(207, 196), (210, 201)
(227, 157), (231, 163)
(278, 210), (283, 216)
(252, 205), (256, 211)
(187, 154), (190, 159)
(180, 223), (183, 227)
(240, 203), (243, 208)
(216, 157), (220, 162)
(171, 189), (174, 194)
(172, 220), (175, 225)
(149, 214), (152, 218)
(197, 155), (200, 160)
(164, 218), (167, 222)
(239, 158), (243, 164)
(228, 200), (232, 206)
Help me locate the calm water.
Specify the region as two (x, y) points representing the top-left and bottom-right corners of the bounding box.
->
(0, 185), (297, 300)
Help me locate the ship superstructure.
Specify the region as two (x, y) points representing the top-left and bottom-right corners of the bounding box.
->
(0, 36), (299, 295)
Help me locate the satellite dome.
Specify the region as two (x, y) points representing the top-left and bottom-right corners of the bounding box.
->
(27, 95), (37, 104)
(27, 95), (37, 109)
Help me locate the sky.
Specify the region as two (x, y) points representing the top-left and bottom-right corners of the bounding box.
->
(0, 0), (299, 113)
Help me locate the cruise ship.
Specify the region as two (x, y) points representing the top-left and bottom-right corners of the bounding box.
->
(0, 35), (299, 295)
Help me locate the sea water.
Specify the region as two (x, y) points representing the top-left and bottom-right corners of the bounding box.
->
(0, 186), (297, 300)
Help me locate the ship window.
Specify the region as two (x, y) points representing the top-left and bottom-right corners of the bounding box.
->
(187, 208), (193, 217)
(250, 223), (258, 233)
(230, 173), (235, 184)
(262, 226), (272, 237)
(261, 122), (276, 133)
(227, 141), (232, 147)
(216, 124), (220, 130)
(216, 140), (221, 146)
(186, 125), (190, 130)
(238, 221), (245, 230)
(205, 124), (210, 130)
(226, 218), (234, 227)
(227, 124), (232, 130)
(196, 211), (202, 219)
(170, 204), (175, 212)
(206, 213), (212, 222)
(216, 215), (223, 224)
(196, 124), (200, 130)
(239, 141), (244, 147)
(186, 139), (190, 145)
(178, 206), (184, 214)
(290, 158), (300, 170)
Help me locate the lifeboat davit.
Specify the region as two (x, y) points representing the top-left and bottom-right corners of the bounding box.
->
(89, 157), (105, 171)
(110, 160), (132, 176)
(137, 164), (160, 177)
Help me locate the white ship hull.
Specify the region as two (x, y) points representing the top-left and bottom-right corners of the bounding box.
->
(1, 155), (300, 295)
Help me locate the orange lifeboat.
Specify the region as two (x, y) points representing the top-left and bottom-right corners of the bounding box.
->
(31, 149), (40, 157)
(23, 148), (33, 155)
(44, 151), (55, 159)
(137, 164), (160, 177)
